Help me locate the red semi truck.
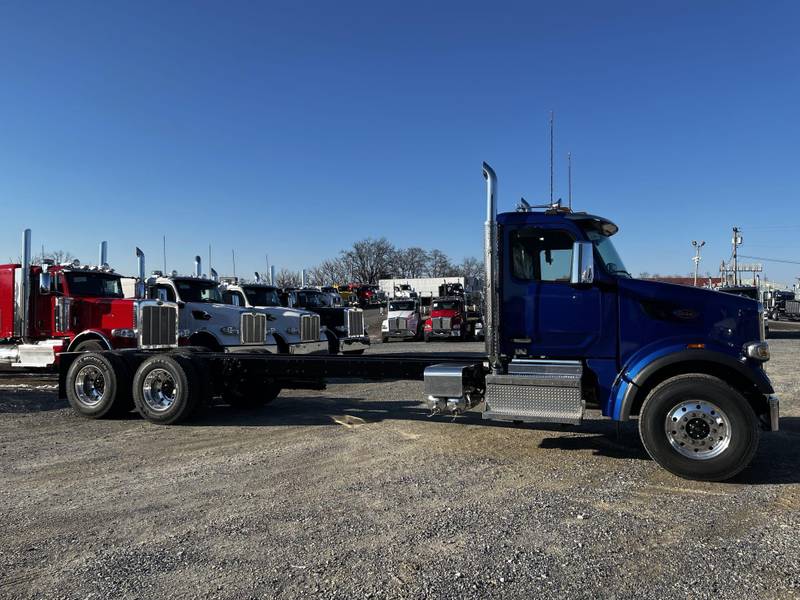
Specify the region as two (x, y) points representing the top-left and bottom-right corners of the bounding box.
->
(0, 230), (179, 368)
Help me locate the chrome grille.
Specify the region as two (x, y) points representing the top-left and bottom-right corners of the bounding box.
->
(241, 312), (266, 345)
(431, 317), (451, 331)
(139, 303), (178, 348)
(300, 314), (320, 341)
(346, 309), (364, 337)
(388, 317), (407, 332)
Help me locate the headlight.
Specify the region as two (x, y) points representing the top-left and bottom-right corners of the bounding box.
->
(745, 341), (770, 361)
(286, 327), (299, 335)
(381, 322), (388, 330)
(178, 329), (192, 338)
(220, 326), (240, 336)
(111, 328), (136, 338)
(335, 325), (348, 332)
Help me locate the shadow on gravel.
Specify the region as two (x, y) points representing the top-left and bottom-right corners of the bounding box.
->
(767, 330), (800, 340)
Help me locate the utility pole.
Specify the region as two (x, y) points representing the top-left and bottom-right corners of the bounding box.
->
(731, 227), (742, 286)
(232, 249), (237, 278)
(691, 240), (705, 287)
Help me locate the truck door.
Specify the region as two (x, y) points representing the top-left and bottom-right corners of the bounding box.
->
(502, 225), (615, 359)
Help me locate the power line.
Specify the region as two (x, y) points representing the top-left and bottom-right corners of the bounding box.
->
(739, 254), (800, 266)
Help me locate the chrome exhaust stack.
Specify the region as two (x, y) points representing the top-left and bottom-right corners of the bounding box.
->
(270, 265), (276, 286)
(15, 229), (32, 341)
(194, 256), (202, 278)
(483, 162), (500, 374)
(99, 241), (108, 267)
(135, 247), (146, 298)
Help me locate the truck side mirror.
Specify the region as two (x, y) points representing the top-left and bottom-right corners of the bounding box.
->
(571, 241), (594, 285)
(39, 272), (52, 294)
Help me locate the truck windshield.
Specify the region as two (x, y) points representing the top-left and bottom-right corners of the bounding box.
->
(64, 273), (124, 298)
(432, 300), (460, 310)
(295, 291), (325, 307)
(243, 286), (280, 307)
(175, 280), (223, 303)
(389, 300), (416, 311)
(586, 231), (630, 278)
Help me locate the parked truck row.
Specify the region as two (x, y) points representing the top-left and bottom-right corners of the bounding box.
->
(54, 162), (780, 482)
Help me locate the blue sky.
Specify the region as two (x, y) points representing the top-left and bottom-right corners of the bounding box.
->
(1, 1), (798, 285)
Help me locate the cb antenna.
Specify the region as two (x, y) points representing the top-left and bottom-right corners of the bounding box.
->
(568, 152), (572, 210)
(549, 111), (555, 204)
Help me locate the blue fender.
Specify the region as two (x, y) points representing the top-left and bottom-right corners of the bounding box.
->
(606, 339), (773, 421)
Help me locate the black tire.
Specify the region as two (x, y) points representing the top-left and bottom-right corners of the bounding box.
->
(132, 354), (201, 425)
(382, 336), (389, 344)
(424, 333), (431, 343)
(66, 352), (133, 418)
(73, 340), (107, 353)
(224, 382), (281, 408)
(638, 374), (759, 481)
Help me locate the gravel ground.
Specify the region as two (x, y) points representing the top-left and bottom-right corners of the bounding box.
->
(1, 319), (798, 599)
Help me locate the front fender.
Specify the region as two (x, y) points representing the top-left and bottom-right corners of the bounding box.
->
(608, 341), (774, 421)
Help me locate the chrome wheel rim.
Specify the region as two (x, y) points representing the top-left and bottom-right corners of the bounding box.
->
(74, 365), (106, 407)
(664, 400), (732, 460)
(142, 368), (178, 412)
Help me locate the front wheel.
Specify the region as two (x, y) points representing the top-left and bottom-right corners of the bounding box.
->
(638, 374), (759, 481)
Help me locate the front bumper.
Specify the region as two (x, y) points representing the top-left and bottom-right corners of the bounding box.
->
(288, 340), (329, 355)
(340, 336), (370, 352)
(385, 329), (417, 339)
(428, 329), (462, 338)
(767, 393), (780, 431)
(224, 344), (278, 354)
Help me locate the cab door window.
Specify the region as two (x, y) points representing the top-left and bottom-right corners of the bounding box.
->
(511, 228), (574, 282)
(149, 284), (176, 302)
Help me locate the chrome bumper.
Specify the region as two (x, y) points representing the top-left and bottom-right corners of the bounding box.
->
(429, 330), (461, 338)
(224, 344), (278, 354)
(340, 337), (370, 352)
(768, 394), (780, 431)
(288, 340), (329, 355)
(386, 330), (416, 338)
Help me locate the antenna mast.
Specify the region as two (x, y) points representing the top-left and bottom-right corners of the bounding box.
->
(162, 235), (167, 273)
(567, 152), (572, 210)
(549, 111), (554, 204)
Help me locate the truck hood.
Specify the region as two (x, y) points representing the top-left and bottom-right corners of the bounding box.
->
(430, 309), (460, 319)
(618, 278), (762, 364)
(186, 302), (267, 328)
(72, 297), (136, 331)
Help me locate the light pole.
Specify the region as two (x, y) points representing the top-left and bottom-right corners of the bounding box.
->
(692, 240), (706, 287)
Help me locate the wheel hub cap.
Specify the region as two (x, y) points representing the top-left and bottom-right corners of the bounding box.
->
(664, 400), (732, 460)
(74, 365), (106, 407)
(142, 368), (178, 412)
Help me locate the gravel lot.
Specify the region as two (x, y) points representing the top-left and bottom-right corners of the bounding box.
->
(1, 316), (798, 599)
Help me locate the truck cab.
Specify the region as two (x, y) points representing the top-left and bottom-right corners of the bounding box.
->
(146, 269), (274, 353)
(219, 281), (328, 355)
(282, 288), (370, 354)
(0, 231), (178, 368)
(423, 296), (469, 342)
(462, 163), (778, 481)
(381, 298), (423, 342)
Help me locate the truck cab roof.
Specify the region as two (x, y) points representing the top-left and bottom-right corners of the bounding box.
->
(498, 210), (619, 237)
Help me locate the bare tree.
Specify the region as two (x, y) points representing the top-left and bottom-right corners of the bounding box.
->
(275, 268), (301, 288)
(30, 249), (75, 266)
(457, 256), (483, 282)
(308, 257), (353, 286)
(392, 247), (429, 278)
(342, 238), (395, 284)
(427, 249), (455, 277)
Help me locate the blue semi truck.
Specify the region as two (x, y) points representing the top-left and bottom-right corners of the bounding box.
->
(59, 162), (779, 481)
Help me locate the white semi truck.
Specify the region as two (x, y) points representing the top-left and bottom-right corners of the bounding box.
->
(219, 279), (328, 355)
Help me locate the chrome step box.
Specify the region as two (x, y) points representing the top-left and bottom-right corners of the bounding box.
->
(483, 360), (584, 425)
